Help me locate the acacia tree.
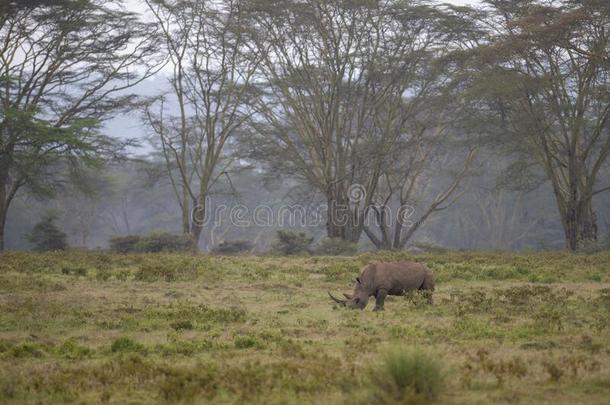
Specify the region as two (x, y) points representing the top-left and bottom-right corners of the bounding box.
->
(470, 0), (610, 250)
(0, 0), (159, 250)
(144, 0), (259, 249)
(358, 28), (479, 250)
(244, 0), (457, 242)
(363, 123), (476, 249)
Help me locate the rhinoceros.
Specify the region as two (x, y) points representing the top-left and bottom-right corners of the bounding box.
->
(328, 261), (434, 311)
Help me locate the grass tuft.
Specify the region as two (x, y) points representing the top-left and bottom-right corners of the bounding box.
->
(110, 337), (146, 354)
(370, 347), (445, 404)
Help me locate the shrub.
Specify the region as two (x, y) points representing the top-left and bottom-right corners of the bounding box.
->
(370, 347), (444, 404)
(109, 235), (141, 253)
(170, 320), (193, 331)
(234, 335), (265, 350)
(27, 212), (67, 251)
(56, 340), (92, 359)
(157, 340), (214, 356)
(134, 232), (195, 253)
(61, 266), (88, 276)
(272, 230), (314, 255)
(211, 240), (254, 255)
(110, 233), (195, 253)
(96, 268), (112, 281)
(579, 235), (610, 254)
(10, 343), (46, 358)
(315, 238), (357, 256)
(110, 337), (146, 353)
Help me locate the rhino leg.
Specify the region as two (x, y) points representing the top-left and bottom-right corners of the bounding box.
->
(373, 289), (388, 311)
(421, 290), (433, 305)
(420, 272), (435, 304)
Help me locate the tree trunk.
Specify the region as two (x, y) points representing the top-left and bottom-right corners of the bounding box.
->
(563, 198), (597, 251)
(325, 187), (362, 243)
(182, 184), (190, 234)
(326, 193), (347, 239)
(0, 172), (8, 251)
(190, 197), (206, 253)
(0, 203), (6, 251)
(365, 205), (393, 249)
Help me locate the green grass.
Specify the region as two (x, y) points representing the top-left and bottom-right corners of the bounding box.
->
(369, 347), (445, 404)
(0, 250), (609, 403)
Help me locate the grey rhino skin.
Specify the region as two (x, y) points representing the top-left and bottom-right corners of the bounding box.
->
(328, 261), (434, 311)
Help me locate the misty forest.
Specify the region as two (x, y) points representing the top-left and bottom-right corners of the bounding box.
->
(1, 0), (610, 404)
(1, 0), (608, 253)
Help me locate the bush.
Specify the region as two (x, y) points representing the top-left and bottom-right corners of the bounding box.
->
(272, 230), (314, 255)
(315, 238), (357, 256)
(27, 212), (68, 251)
(579, 235), (610, 254)
(135, 232), (195, 253)
(211, 240), (253, 255)
(110, 233), (194, 253)
(109, 235), (141, 253)
(110, 337), (146, 354)
(56, 340), (92, 359)
(10, 343), (46, 358)
(370, 347), (444, 404)
(234, 335), (266, 350)
(170, 320), (193, 331)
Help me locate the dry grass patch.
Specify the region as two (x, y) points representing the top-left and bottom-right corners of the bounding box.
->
(0, 251), (609, 403)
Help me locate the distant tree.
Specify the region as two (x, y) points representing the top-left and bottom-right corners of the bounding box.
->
(459, 188), (541, 250)
(360, 51), (478, 250)
(54, 167), (113, 246)
(28, 212), (67, 251)
(143, 0), (260, 250)
(364, 144), (476, 250)
(272, 230), (314, 255)
(211, 240), (254, 255)
(0, 0), (160, 250)
(467, 0), (610, 250)
(109, 235), (141, 253)
(244, 0), (468, 244)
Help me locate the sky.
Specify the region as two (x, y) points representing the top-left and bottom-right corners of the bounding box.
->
(124, 0), (483, 16)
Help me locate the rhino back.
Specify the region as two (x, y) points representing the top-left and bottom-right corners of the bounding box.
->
(373, 262), (428, 292)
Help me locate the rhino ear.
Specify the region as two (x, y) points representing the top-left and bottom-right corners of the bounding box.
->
(356, 277), (361, 284)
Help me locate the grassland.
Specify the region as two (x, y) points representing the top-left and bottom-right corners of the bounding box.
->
(1, 250), (609, 404)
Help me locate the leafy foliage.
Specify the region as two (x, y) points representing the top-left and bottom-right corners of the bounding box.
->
(111, 337), (146, 354)
(0, 0), (159, 249)
(211, 240), (254, 255)
(110, 233), (194, 253)
(370, 347), (445, 403)
(27, 213), (67, 251)
(134, 233), (195, 253)
(272, 230), (314, 255)
(109, 235), (142, 253)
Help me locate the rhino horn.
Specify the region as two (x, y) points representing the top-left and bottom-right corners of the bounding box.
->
(343, 293), (353, 300)
(328, 292), (346, 305)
